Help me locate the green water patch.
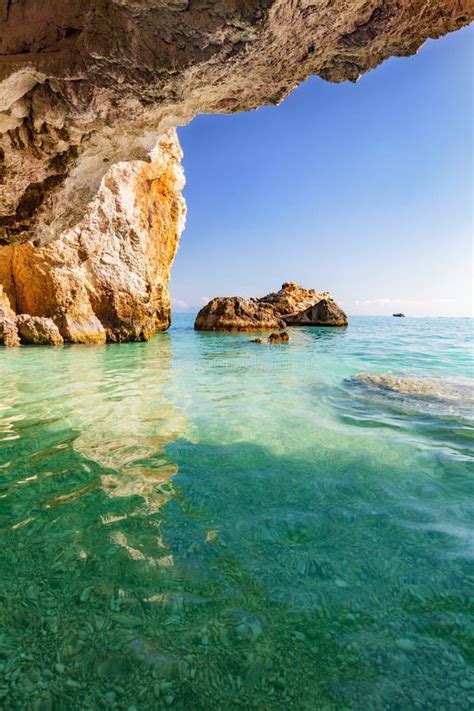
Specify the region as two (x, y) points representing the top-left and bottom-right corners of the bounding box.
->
(1, 316), (473, 709)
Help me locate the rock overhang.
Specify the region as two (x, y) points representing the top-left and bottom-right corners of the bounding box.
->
(0, 0), (472, 246)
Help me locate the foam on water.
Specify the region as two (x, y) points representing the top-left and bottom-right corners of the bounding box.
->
(0, 316), (473, 709)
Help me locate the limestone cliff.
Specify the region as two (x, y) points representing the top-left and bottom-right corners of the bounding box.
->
(0, 130), (186, 344)
(0, 1), (472, 246)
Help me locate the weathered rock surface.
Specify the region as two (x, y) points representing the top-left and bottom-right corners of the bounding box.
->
(0, 283), (19, 345)
(260, 282), (348, 326)
(0, 315), (20, 346)
(0, 130), (186, 345)
(195, 283), (347, 331)
(352, 373), (474, 403)
(0, 1), (471, 246)
(284, 299), (348, 327)
(16, 314), (63, 345)
(268, 331), (290, 344)
(195, 296), (285, 332)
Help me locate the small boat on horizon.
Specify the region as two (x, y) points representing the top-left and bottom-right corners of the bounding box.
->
(393, 313), (406, 318)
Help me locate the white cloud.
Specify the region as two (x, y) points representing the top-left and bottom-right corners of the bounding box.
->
(432, 298), (456, 304)
(200, 296), (210, 305)
(354, 298), (404, 306)
(173, 298), (188, 310)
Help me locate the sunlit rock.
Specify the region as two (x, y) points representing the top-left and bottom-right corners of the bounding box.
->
(195, 296), (285, 332)
(16, 314), (64, 345)
(196, 283), (347, 331)
(260, 282), (348, 327)
(0, 130), (186, 344)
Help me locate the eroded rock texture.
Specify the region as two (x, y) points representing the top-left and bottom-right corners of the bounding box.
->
(258, 281), (347, 326)
(195, 282), (347, 331)
(0, 130), (186, 343)
(195, 296), (286, 332)
(0, 0), (472, 246)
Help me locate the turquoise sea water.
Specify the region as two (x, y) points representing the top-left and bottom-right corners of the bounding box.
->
(0, 315), (473, 710)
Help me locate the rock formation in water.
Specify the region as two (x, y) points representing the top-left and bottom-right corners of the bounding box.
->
(16, 315), (64, 345)
(195, 282), (347, 331)
(0, 1), (471, 247)
(0, 2), (471, 343)
(0, 130), (186, 344)
(260, 282), (348, 327)
(195, 296), (286, 332)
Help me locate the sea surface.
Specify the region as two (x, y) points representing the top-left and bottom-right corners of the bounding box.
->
(0, 315), (473, 710)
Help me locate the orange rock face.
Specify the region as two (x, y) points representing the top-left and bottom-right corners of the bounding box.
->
(0, 130), (186, 344)
(195, 297), (286, 332)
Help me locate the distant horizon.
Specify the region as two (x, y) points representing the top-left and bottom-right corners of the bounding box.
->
(171, 306), (473, 320)
(171, 25), (473, 320)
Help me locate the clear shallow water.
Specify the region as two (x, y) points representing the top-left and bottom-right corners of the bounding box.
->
(0, 315), (473, 710)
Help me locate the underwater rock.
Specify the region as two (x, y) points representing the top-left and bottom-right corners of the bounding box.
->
(0, 284), (19, 345)
(351, 373), (474, 404)
(195, 297), (285, 332)
(197, 283), (346, 331)
(16, 315), (63, 345)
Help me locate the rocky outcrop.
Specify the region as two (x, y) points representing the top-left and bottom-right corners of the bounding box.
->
(0, 1), (471, 246)
(16, 315), (63, 345)
(260, 282), (348, 326)
(0, 130), (186, 345)
(195, 283), (347, 331)
(284, 299), (348, 327)
(195, 296), (285, 332)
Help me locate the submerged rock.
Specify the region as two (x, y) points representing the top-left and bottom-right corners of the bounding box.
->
(16, 315), (64, 346)
(352, 373), (474, 404)
(196, 283), (347, 331)
(195, 297), (285, 332)
(250, 331), (290, 344)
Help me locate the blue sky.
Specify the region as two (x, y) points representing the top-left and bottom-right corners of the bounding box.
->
(171, 25), (473, 317)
